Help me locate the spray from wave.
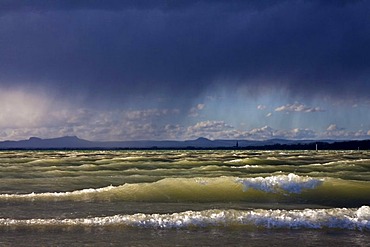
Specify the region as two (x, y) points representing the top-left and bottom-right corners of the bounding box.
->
(236, 173), (323, 193)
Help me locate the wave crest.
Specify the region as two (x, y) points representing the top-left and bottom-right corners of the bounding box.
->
(236, 173), (323, 193)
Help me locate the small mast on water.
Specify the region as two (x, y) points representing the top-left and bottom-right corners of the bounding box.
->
(315, 143), (318, 151)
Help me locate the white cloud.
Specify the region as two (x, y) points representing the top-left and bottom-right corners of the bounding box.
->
(321, 129), (365, 139)
(188, 103), (205, 117)
(241, 126), (319, 140)
(0, 89), (367, 142)
(0, 97), (183, 141)
(185, 121), (248, 139)
(187, 121), (233, 133)
(247, 126), (274, 139)
(184, 124), (318, 141)
(275, 102), (324, 113)
(257, 105), (266, 110)
(126, 108), (179, 121)
(318, 124), (370, 140)
(326, 124), (338, 131)
(164, 124), (184, 139)
(274, 128), (317, 139)
(196, 104), (205, 110)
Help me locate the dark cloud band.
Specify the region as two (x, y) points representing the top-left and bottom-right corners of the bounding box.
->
(0, 0), (369, 106)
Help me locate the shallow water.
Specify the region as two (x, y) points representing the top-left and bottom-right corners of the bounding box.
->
(0, 150), (369, 246)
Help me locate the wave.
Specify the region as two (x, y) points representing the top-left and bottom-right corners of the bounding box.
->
(0, 174), (368, 206)
(225, 158), (286, 166)
(0, 174), (321, 201)
(236, 173), (323, 193)
(0, 206), (369, 231)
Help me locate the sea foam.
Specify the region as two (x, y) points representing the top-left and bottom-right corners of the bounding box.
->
(236, 173), (323, 193)
(0, 207), (368, 231)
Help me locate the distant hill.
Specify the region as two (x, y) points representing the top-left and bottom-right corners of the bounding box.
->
(0, 136), (95, 149)
(0, 136), (369, 150)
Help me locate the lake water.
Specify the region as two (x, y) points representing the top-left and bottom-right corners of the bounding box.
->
(0, 150), (369, 246)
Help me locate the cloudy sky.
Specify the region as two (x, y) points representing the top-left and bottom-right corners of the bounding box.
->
(0, 0), (370, 141)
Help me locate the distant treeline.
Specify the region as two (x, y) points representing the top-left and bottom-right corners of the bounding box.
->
(163, 140), (370, 150)
(111, 140), (370, 150)
(239, 140), (370, 150)
(1, 140), (369, 151)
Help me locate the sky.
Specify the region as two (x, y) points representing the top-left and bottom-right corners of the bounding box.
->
(0, 0), (370, 141)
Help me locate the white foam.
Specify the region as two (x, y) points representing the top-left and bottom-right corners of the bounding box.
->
(226, 159), (245, 163)
(230, 165), (260, 168)
(0, 184), (118, 200)
(357, 205), (370, 219)
(236, 173), (323, 193)
(0, 207), (368, 230)
(241, 206), (370, 230)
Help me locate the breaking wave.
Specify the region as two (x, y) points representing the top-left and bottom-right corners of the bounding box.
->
(0, 174), (368, 206)
(0, 206), (369, 231)
(237, 173), (323, 193)
(0, 174), (322, 201)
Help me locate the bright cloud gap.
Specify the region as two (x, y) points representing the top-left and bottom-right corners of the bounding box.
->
(1, 104), (369, 141)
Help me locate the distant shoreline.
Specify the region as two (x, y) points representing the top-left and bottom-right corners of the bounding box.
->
(0, 136), (369, 150)
(1, 143), (369, 151)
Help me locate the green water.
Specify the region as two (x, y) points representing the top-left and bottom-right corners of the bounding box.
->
(0, 150), (369, 246)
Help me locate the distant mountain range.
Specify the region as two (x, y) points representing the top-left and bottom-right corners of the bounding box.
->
(0, 136), (369, 150)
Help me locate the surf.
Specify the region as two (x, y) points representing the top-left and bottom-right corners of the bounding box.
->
(0, 174), (368, 207)
(0, 206), (368, 231)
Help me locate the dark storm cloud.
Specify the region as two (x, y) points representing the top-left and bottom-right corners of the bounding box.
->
(0, 0), (285, 12)
(0, 0), (369, 106)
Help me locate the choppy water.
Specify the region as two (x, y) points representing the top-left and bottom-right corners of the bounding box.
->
(0, 150), (369, 246)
